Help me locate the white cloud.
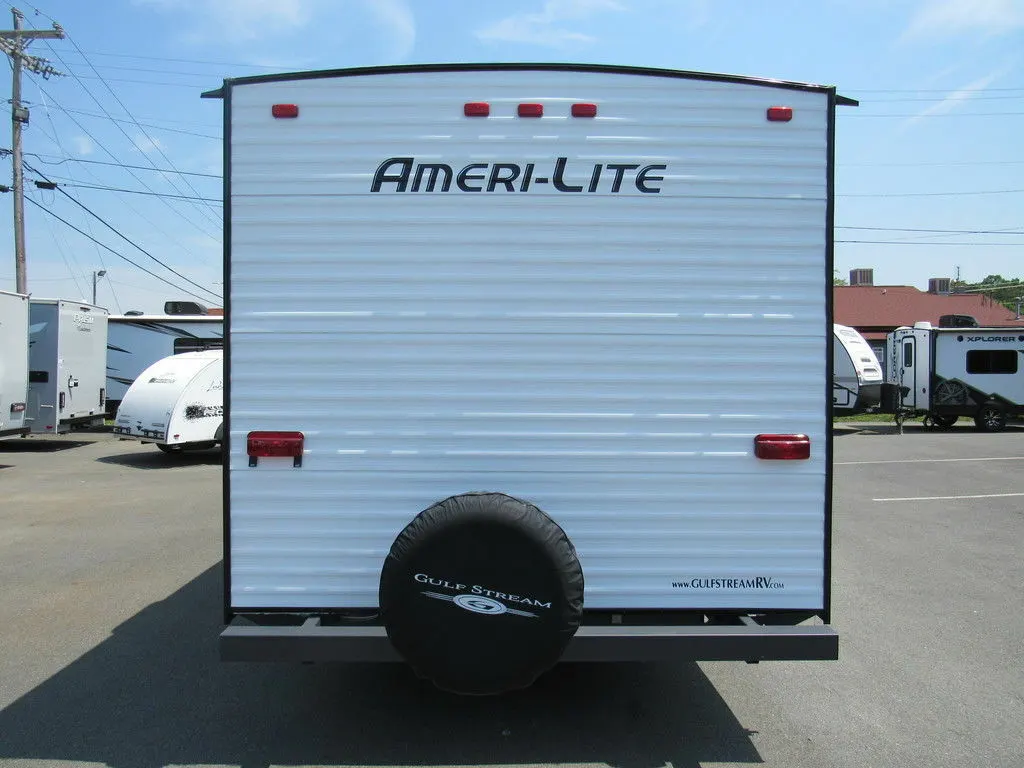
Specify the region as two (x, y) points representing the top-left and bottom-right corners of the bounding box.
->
(365, 0), (416, 62)
(72, 135), (94, 156)
(902, 67), (1008, 128)
(130, 133), (166, 155)
(476, 0), (625, 48)
(135, 0), (317, 45)
(903, 0), (1024, 40)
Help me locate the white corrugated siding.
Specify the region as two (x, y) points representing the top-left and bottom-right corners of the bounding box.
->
(227, 69), (830, 611)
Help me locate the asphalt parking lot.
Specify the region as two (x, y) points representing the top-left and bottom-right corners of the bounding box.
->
(1, 424), (1022, 768)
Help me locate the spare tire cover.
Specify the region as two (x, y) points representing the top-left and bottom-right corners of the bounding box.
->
(379, 492), (584, 695)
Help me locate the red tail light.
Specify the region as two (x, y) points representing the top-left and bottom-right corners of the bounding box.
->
(571, 103), (597, 117)
(271, 104), (299, 118)
(518, 103), (543, 118)
(754, 434), (810, 460)
(247, 431), (305, 467)
(464, 102), (490, 117)
(766, 106), (793, 122)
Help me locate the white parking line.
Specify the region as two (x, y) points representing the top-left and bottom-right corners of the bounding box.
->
(873, 492), (1024, 502)
(838, 456), (1024, 466)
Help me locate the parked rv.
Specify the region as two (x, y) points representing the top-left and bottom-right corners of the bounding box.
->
(886, 321), (1024, 431)
(106, 314), (223, 417)
(833, 324), (883, 415)
(0, 290), (30, 439)
(113, 349), (223, 453)
(26, 299), (109, 434)
(207, 63), (854, 694)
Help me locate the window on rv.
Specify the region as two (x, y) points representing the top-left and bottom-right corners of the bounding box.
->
(173, 337), (223, 354)
(903, 342), (913, 367)
(966, 349), (1018, 375)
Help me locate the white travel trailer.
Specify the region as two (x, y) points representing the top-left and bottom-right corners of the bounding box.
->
(113, 349), (223, 453)
(106, 314), (223, 417)
(206, 63), (855, 695)
(26, 299), (109, 434)
(886, 321), (1024, 431)
(0, 290), (30, 439)
(832, 324), (883, 414)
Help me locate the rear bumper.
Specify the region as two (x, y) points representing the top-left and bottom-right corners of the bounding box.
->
(220, 620), (838, 663)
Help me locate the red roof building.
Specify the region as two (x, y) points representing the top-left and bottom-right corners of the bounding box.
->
(834, 270), (1024, 343)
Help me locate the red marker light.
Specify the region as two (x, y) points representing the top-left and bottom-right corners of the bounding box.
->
(754, 434), (810, 460)
(571, 103), (597, 118)
(464, 102), (490, 117)
(767, 106), (793, 122)
(247, 431), (305, 467)
(518, 103), (543, 118)
(271, 104), (299, 119)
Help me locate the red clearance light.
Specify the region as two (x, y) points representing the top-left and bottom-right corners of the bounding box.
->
(247, 430), (305, 467)
(464, 102), (490, 117)
(571, 103), (597, 118)
(754, 434), (811, 460)
(518, 103), (543, 118)
(767, 106), (793, 122)
(271, 104), (299, 119)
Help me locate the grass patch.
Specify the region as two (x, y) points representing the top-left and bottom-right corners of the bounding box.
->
(833, 412), (922, 423)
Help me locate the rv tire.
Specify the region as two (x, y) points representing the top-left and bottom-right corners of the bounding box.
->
(379, 492), (584, 696)
(974, 403), (1007, 433)
(156, 443), (184, 454)
(929, 414), (958, 429)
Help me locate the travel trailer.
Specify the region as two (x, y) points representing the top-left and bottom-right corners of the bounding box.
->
(26, 299), (109, 434)
(113, 349), (223, 453)
(206, 63), (855, 694)
(106, 314), (223, 417)
(886, 321), (1023, 431)
(0, 290), (30, 439)
(832, 324), (883, 414)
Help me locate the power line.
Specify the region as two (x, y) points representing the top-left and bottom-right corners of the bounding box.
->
(25, 160), (222, 301)
(58, 48), (275, 69)
(840, 159), (1024, 167)
(16, 151), (220, 178)
(848, 87), (1024, 93)
(837, 225), (1024, 235)
(862, 94), (1024, 102)
(48, 106), (219, 139)
(846, 112), (1024, 118)
(29, 176), (222, 202)
(30, 77), (220, 242)
(30, 176), (223, 202)
(839, 189), (1024, 198)
(39, 36), (223, 230)
(836, 240), (1021, 246)
(23, 89), (224, 273)
(25, 196), (220, 304)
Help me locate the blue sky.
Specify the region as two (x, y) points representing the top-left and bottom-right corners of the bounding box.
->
(1, 0), (1021, 313)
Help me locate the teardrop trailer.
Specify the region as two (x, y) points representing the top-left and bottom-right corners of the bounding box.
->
(112, 349), (223, 453)
(205, 63), (854, 695)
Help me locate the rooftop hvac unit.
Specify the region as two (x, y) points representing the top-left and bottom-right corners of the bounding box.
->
(849, 268), (874, 286)
(929, 278), (952, 295)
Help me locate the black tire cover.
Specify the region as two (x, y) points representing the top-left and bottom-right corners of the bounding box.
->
(379, 492), (584, 695)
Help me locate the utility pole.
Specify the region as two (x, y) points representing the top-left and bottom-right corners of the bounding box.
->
(0, 8), (63, 294)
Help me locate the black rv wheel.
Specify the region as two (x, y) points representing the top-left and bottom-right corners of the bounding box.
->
(931, 414), (958, 429)
(379, 492), (584, 696)
(974, 403), (1007, 433)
